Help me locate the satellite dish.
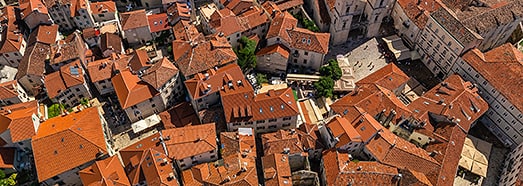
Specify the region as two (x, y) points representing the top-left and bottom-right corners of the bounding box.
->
(126, 4), (133, 11)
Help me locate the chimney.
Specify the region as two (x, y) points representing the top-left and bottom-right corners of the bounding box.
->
(283, 147), (290, 154)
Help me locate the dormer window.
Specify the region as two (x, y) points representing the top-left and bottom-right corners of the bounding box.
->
(302, 38), (306, 43)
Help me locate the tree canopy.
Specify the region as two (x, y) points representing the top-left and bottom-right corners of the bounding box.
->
(320, 59), (342, 80)
(256, 73), (268, 84)
(314, 76), (334, 98)
(48, 104), (64, 118)
(235, 36), (257, 70)
(0, 170), (16, 186)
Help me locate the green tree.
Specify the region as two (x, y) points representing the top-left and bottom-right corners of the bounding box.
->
(314, 76), (334, 98)
(80, 98), (90, 106)
(234, 36), (257, 70)
(48, 104), (64, 118)
(320, 59), (342, 80)
(256, 73), (268, 84)
(0, 171), (16, 186)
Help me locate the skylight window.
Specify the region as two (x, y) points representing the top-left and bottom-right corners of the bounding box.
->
(259, 108), (263, 113)
(270, 106), (274, 112)
(281, 104), (284, 110)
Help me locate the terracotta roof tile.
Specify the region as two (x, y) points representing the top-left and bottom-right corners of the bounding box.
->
(286, 28), (330, 54)
(256, 44), (290, 59)
(120, 9), (149, 30)
(0, 100), (39, 142)
(399, 169), (433, 186)
(325, 116), (363, 147)
(141, 57), (179, 89)
(49, 33), (86, 65)
(82, 27), (99, 39)
(162, 123), (217, 160)
(222, 87), (300, 123)
(184, 129), (259, 185)
(45, 60), (85, 98)
(111, 69), (158, 109)
(262, 153), (292, 185)
(79, 156), (131, 186)
(322, 150), (400, 185)
(120, 133), (179, 186)
(261, 130), (303, 156)
(87, 58), (113, 83)
(100, 33), (123, 54)
(185, 64), (248, 100)
(128, 49), (151, 72)
(396, 0), (440, 28)
(15, 43), (49, 79)
(172, 20), (204, 42)
(27, 24), (59, 46)
(461, 44), (523, 111)
(158, 102), (200, 129)
(32, 107), (108, 182)
(0, 148), (15, 169)
(430, 8), (481, 45)
(0, 80), (19, 100)
(296, 123), (324, 150)
(172, 36), (237, 78)
(266, 11), (297, 43)
(148, 13), (171, 33)
(0, 6), (24, 54)
(357, 63), (410, 91)
(19, 0), (48, 19)
(331, 84), (412, 124)
(166, 2), (191, 22)
(274, 0), (304, 11)
(90, 1), (116, 15)
(407, 75), (487, 185)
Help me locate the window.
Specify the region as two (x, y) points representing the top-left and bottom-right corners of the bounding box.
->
(293, 59), (297, 63)
(151, 104), (156, 108)
(256, 126), (265, 130)
(256, 120), (265, 124)
(282, 123), (291, 127)
(210, 155), (216, 159)
(283, 117), (291, 121)
(303, 59), (307, 64)
(246, 121), (253, 125)
(304, 51), (309, 56)
(75, 88), (81, 92)
(268, 118), (277, 122)
(233, 123), (241, 126)
(268, 125), (277, 129)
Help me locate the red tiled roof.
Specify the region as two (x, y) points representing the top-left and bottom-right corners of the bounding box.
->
(0, 148), (15, 169)
(322, 150), (400, 185)
(162, 123), (217, 160)
(44, 60), (85, 98)
(274, 0), (304, 11)
(0, 100), (39, 142)
(148, 13), (171, 33)
(100, 33), (123, 54)
(158, 102), (200, 129)
(128, 49), (151, 72)
(357, 63), (410, 91)
(49, 33), (86, 65)
(172, 20), (204, 42)
(408, 75), (488, 186)
(120, 9), (149, 30)
(90, 1), (116, 14)
(185, 64), (248, 100)
(266, 11), (297, 44)
(172, 36), (237, 78)
(222, 87), (300, 123)
(286, 28), (330, 54)
(79, 156), (131, 186)
(32, 107), (108, 182)
(120, 133), (179, 186)
(224, 0), (254, 15)
(141, 57), (179, 89)
(461, 43), (523, 111)
(111, 70), (158, 109)
(19, 0), (48, 19)
(330, 83), (412, 124)
(166, 2), (191, 21)
(0, 80), (19, 99)
(183, 129), (258, 185)
(0, 6), (24, 54)
(15, 43), (49, 79)
(27, 24), (59, 45)
(297, 123), (325, 150)
(325, 116), (363, 147)
(87, 58), (113, 83)
(400, 169), (433, 186)
(262, 153), (292, 185)
(256, 44), (290, 59)
(396, 0), (441, 28)
(261, 130), (303, 156)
